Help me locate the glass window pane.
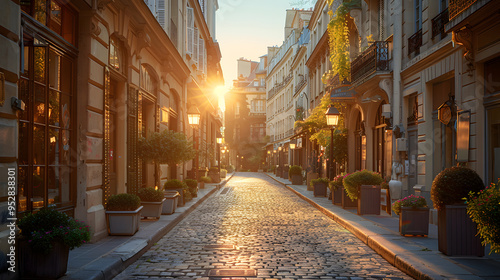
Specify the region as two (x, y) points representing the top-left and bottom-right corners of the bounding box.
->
(34, 85), (46, 123)
(49, 50), (60, 90)
(18, 167), (28, 212)
(34, 47), (46, 83)
(60, 56), (72, 94)
(19, 122), (29, 165)
(33, 125), (45, 165)
(23, 46), (30, 77)
(61, 93), (70, 129)
(50, 0), (61, 24)
(34, 0), (47, 25)
(49, 90), (60, 126)
(33, 167), (45, 209)
(48, 128), (59, 165)
(61, 129), (70, 165)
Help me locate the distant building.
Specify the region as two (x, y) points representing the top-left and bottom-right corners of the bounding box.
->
(225, 57), (268, 171)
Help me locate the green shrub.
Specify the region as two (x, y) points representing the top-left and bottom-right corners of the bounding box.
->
(310, 177), (330, 187)
(200, 176), (212, 183)
(184, 179), (198, 196)
(220, 168), (227, 173)
(18, 207), (91, 254)
(226, 165), (235, 173)
(343, 170), (383, 200)
(209, 166), (219, 173)
(392, 194), (427, 216)
(163, 179), (187, 190)
(465, 180), (500, 254)
(329, 173), (346, 191)
(106, 193), (141, 211)
(183, 189), (193, 201)
(289, 165), (303, 177)
(431, 166), (484, 211)
(137, 187), (164, 202)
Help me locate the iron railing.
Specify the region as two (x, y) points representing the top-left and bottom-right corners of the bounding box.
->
(351, 41), (390, 83)
(408, 29), (422, 56)
(432, 8), (449, 40)
(449, 0), (478, 20)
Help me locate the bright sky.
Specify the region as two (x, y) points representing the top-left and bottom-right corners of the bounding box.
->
(216, 0), (315, 89)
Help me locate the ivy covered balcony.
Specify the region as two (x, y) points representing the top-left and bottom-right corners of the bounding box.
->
(351, 41), (390, 84)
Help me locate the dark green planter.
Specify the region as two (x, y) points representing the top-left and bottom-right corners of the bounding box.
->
(19, 239), (69, 279)
(313, 182), (327, 197)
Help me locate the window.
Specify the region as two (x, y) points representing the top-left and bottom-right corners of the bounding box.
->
(19, 40), (75, 213)
(415, 0), (422, 31)
(109, 38), (123, 72)
(21, 0), (77, 46)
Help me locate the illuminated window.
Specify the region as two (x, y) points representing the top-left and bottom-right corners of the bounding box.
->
(109, 38), (123, 72)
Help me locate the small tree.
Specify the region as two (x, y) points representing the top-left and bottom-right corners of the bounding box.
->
(138, 130), (195, 187)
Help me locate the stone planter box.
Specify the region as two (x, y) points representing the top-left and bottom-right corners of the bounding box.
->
(313, 182), (328, 197)
(19, 239), (69, 279)
(438, 205), (484, 256)
(162, 191), (179, 215)
(141, 198), (165, 218)
(306, 172), (318, 191)
(209, 172), (221, 183)
(106, 206), (143, 236)
(332, 187), (343, 205)
(357, 185), (381, 215)
(282, 169), (289, 179)
(198, 169), (207, 180)
(165, 188), (185, 207)
(220, 169), (227, 178)
(290, 174), (302, 185)
(342, 187), (357, 208)
(399, 207), (429, 236)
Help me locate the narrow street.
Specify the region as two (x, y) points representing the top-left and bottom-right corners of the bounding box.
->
(115, 173), (412, 280)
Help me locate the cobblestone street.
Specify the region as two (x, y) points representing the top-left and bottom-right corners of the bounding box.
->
(115, 173), (412, 280)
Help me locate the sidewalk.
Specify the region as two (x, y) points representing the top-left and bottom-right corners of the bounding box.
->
(61, 173), (234, 280)
(266, 173), (500, 280)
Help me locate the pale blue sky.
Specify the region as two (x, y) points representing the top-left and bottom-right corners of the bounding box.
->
(216, 0), (314, 87)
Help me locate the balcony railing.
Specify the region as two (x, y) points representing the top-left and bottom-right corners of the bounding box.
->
(351, 41), (389, 83)
(449, 0), (478, 20)
(432, 8), (449, 40)
(295, 75), (307, 95)
(408, 29), (422, 56)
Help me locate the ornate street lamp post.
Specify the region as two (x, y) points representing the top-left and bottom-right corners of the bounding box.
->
(325, 105), (340, 180)
(289, 140), (296, 166)
(188, 106), (201, 179)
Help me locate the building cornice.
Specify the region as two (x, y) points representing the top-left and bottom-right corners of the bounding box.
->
(306, 30), (328, 69)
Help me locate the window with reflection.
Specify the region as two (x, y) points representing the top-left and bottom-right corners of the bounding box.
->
(109, 37), (123, 72)
(18, 38), (75, 214)
(21, 0), (77, 46)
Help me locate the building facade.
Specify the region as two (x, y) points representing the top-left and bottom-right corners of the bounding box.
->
(225, 57), (267, 171)
(0, 0), (223, 271)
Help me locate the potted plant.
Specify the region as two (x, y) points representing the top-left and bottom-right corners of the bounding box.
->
(343, 170), (383, 215)
(137, 187), (165, 219)
(105, 193), (142, 236)
(226, 165), (235, 173)
(164, 179), (188, 207)
(199, 176), (212, 189)
(17, 207), (91, 279)
(465, 180), (500, 254)
(311, 177), (329, 197)
(289, 165), (303, 185)
(208, 167), (221, 183)
(282, 165), (289, 179)
(392, 195), (429, 236)
(162, 190), (180, 215)
(198, 167), (208, 181)
(184, 179), (198, 198)
(431, 166), (485, 256)
(306, 171), (319, 191)
(220, 168), (227, 178)
(329, 174), (344, 205)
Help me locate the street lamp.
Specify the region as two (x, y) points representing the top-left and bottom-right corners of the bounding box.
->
(188, 106), (201, 179)
(325, 105), (340, 180)
(290, 139), (296, 166)
(216, 135), (223, 175)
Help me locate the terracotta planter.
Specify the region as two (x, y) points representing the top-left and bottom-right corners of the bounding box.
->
(342, 187), (357, 208)
(141, 198), (165, 218)
(306, 172), (318, 191)
(313, 182), (328, 197)
(399, 207), (429, 236)
(357, 185), (381, 215)
(438, 205), (484, 256)
(291, 174), (302, 185)
(106, 206), (143, 236)
(332, 187), (343, 205)
(19, 239), (69, 279)
(162, 191), (179, 215)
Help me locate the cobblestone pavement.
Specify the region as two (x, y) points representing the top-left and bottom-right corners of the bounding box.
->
(114, 173), (412, 280)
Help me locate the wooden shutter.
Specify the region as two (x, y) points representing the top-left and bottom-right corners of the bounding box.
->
(199, 37), (204, 73)
(193, 28), (199, 65)
(187, 7), (194, 56)
(157, 0), (166, 28)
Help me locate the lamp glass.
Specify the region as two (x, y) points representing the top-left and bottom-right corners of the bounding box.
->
(217, 137), (223, 144)
(187, 106), (201, 126)
(325, 106), (340, 126)
(290, 143), (296, 149)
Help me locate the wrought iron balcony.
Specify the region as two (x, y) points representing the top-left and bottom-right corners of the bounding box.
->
(351, 41), (390, 83)
(408, 29), (422, 56)
(449, 0), (478, 20)
(295, 75), (307, 95)
(432, 8), (449, 40)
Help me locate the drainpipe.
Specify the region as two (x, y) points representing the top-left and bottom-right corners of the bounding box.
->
(389, 0), (403, 202)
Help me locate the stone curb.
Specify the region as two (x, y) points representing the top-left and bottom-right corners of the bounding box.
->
(63, 174), (234, 280)
(265, 174), (444, 280)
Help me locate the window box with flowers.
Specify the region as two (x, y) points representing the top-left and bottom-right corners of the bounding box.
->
(105, 193), (143, 236)
(392, 195), (429, 236)
(138, 187), (165, 219)
(18, 207), (91, 279)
